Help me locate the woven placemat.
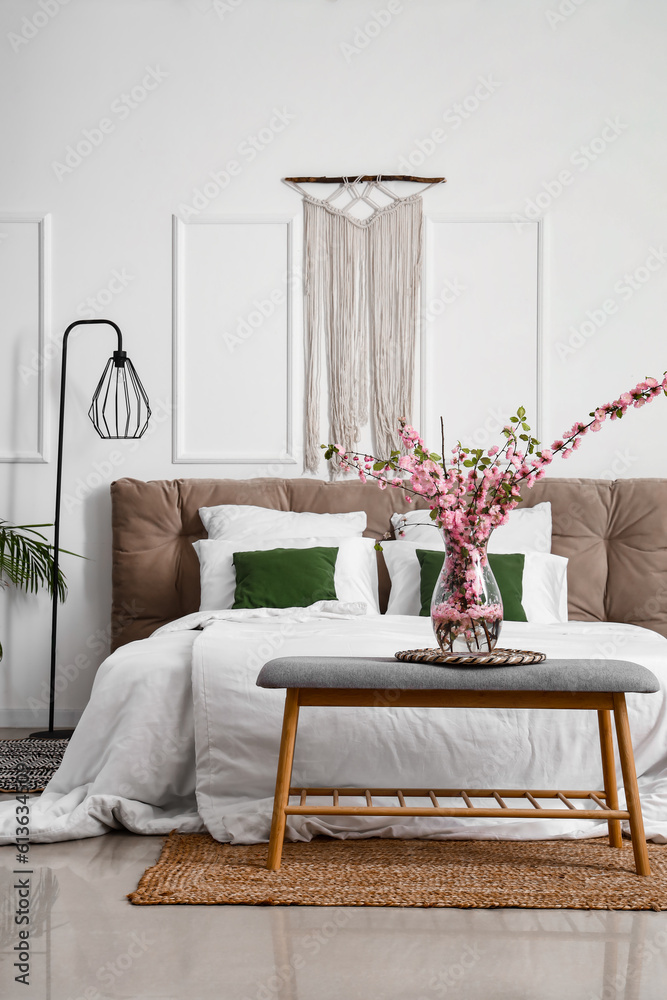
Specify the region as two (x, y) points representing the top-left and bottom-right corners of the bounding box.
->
(128, 833), (667, 909)
(395, 647), (547, 666)
(0, 738), (69, 793)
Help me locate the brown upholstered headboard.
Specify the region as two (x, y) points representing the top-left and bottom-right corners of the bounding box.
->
(110, 476), (667, 649)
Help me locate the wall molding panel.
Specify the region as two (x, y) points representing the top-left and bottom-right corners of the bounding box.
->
(172, 214), (296, 465)
(0, 213), (50, 463)
(420, 215), (542, 449)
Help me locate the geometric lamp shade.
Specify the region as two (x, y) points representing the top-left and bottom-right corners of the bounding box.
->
(88, 350), (151, 439)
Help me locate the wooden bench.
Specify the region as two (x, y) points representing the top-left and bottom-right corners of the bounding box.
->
(256, 656), (659, 875)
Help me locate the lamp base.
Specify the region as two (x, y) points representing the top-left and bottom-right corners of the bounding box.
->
(29, 729), (74, 740)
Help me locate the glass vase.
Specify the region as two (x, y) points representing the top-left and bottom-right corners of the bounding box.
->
(430, 529), (503, 655)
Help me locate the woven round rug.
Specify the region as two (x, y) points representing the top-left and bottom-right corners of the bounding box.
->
(0, 738), (69, 793)
(128, 833), (667, 909)
(395, 647), (546, 666)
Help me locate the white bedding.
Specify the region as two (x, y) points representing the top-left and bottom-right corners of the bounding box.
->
(2, 607), (667, 845)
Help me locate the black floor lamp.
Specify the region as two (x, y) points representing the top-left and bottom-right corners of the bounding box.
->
(31, 319), (150, 740)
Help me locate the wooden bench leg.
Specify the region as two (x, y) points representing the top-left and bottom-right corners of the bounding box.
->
(267, 689), (300, 871)
(612, 694), (650, 877)
(597, 709), (623, 848)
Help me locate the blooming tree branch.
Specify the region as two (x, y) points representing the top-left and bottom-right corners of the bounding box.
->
(324, 375), (667, 550)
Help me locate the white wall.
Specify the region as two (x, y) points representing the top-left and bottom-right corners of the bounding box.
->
(1, 0), (666, 724)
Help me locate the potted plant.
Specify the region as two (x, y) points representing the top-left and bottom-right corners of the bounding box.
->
(0, 521), (68, 661)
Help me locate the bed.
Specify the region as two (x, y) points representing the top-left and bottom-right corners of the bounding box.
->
(2, 475), (667, 846)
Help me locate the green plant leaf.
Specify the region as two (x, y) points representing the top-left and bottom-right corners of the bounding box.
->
(0, 521), (71, 603)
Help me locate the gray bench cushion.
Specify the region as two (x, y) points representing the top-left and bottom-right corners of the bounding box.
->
(256, 656), (660, 693)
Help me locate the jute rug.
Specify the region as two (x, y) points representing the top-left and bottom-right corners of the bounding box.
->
(0, 738), (69, 793)
(128, 832), (667, 909)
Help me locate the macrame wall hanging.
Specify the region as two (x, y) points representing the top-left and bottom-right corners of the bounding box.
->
(284, 174), (445, 473)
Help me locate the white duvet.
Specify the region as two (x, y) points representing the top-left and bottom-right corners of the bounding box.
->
(2, 605), (667, 845)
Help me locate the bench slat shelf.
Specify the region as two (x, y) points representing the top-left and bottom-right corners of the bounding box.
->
(285, 786), (628, 820)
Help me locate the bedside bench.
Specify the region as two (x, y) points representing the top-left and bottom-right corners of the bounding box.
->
(256, 656), (659, 875)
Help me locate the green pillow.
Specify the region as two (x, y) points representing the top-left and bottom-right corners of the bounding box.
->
(232, 546), (338, 610)
(416, 550), (527, 622)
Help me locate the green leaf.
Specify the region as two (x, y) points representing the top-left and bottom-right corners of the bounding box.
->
(372, 461), (385, 471)
(0, 520), (74, 603)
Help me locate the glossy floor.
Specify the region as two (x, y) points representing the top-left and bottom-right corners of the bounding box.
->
(1, 732), (666, 999)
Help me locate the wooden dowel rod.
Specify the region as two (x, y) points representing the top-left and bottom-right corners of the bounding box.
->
(397, 790), (406, 808)
(283, 175), (446, 184)
(590, 793), (607, 810)
(292, 787), (606, 798)
(333, 789), (339, 807)
(284, 805), (629, 820)
(461, 791), (474, 809)
(493, 791), (508, 809)
(365, 789), (373, 807)
(299, 789), (307, 806)
(558, 792), (576, 810)
(429, 790), (440, 808)
(525, 792), (542, 810)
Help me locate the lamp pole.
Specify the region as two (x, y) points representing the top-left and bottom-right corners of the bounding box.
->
(31, 319), (147, 740)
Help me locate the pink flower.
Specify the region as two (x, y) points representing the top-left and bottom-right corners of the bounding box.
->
(324, 372), (666, 592)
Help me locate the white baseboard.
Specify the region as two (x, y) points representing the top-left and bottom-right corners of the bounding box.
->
(0, 709), (83, 728)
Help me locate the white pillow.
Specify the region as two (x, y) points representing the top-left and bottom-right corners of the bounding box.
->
(383, 540), (440, 616)
(193, 536), (380, 614)
(390, 502), (552, 555)
(199, 504), (366, 541)
(489, 503), (552, 556)
(381, 541), (568, 623)
(522, 552), (569, 624)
